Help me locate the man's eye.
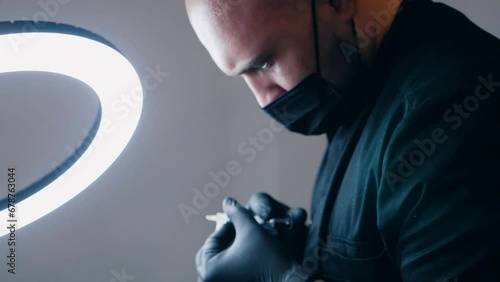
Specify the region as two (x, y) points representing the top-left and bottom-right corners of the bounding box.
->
(259, 62), (271, 70)
(245, 61), (272, 75)
(249, 62), (270, 74)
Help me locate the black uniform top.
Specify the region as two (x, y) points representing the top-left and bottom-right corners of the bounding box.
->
(303, 0), (500, 281)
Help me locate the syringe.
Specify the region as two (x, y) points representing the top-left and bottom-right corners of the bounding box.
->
(206, 212), (292, 230)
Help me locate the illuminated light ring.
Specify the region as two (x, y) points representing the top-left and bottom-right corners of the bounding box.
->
(0, 21), (143, 237)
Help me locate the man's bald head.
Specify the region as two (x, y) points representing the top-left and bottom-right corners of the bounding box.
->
(185, 0), (317, 106)
(185, 0), (307, 72)
(185, 0), (400, 107)
(185, 0), (298, 28)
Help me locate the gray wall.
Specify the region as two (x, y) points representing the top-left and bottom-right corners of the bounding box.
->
(0, 1), (498, 281)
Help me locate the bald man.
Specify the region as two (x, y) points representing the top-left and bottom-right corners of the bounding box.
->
(186, 0), (500, 281)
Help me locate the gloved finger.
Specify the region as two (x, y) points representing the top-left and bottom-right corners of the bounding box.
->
(195, 222), (235, 270)
(288, 207), (308, 227)
(272, 207), (305, 232)
(223, 197), (259, 233)
(245, 192), (291, 221)
(271, 207), (307, 234)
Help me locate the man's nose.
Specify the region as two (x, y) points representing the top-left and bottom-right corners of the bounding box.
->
(243, 74), (287, 108)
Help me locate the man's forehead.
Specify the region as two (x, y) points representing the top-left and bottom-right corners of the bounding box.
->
(186, 0), (250, 20)
(209, 32), (272, 77)
(186, 0), (289, 24)
(186, 0), (302, 75)
(187, 1), (270, 70)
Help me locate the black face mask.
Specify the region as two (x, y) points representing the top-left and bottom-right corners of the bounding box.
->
(261, 72), (347, 135)
(262, 0), (364, 136)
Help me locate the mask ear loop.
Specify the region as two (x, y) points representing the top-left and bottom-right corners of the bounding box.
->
(310, 0), (322, 75)
(311, 1), (360, 75)
(351, 17), (360, 54)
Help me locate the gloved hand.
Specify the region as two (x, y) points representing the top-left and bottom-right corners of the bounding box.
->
(196, 197), (309, 282)
(246, 192), (309, 263)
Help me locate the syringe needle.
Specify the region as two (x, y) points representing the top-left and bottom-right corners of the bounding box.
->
(205, 212), (291, 227)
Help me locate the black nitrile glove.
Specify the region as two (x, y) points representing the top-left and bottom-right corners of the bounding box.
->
(196, 197), (310, 282)
(246, 192), (309, 263)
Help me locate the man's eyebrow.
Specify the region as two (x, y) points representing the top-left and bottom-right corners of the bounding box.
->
(235, 53), (271, 76)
